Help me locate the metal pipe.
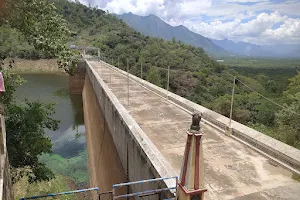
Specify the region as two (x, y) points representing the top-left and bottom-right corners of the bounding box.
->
(112, 176), (178, 188)
(114, 187), (177, 199)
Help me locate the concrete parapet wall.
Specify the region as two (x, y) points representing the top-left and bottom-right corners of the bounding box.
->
(84, 61), (177, 199)
(0, 114), (13, 200)
(1, 153), (13, 200)
(103, 61), (300, 172)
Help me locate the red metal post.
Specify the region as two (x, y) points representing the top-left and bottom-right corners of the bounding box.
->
(181, 133), (192, 186)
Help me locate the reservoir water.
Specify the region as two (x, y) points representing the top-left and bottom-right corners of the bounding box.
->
(15, 73), (88, 186)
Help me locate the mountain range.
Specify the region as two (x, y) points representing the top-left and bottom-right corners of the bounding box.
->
(117, 13), (300, 58)
(213, 39), (300, 58)
(117, 13), (229, 56)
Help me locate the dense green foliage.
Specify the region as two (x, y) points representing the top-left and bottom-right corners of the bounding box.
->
(0, 26), (42, 59)
(276, 73), (300, 148)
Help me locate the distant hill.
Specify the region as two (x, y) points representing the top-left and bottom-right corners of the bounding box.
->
(117, 13), (229, 56)
(212, 39), (270, 57)
(213, 39), (300, 58)
(261, 44), (300, 58)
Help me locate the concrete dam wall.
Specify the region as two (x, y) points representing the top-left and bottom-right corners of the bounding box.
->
(82, 61), (176, 199)
(82, 72), (127, 196)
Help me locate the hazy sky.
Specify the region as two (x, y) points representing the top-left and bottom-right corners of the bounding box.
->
(78, 0), (300, 45)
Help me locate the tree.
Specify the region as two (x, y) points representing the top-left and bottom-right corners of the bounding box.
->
(1, 0), (80, 74)
(212, 94), (250, 125)
(254, 100), (276, 126)
(6, 101), (59, 183)
(275, 73), (300, 149)
(285, 72), (300, 97)
(146, 67), (162, 87)
(276, 93), (300, 148)
(265, 80), (277, 93)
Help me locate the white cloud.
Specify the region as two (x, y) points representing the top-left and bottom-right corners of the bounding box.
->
(183, 19), (241, 40)
(104, 0), (165, 16)
(79, 0), (300, 44)
(181, 12), (300, 44)
(178, 0), (212, 17)
(261, 18), (300, 44)
(232, 12), (284, 36)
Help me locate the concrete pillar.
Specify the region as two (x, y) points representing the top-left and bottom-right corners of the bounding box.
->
(177, 113), (207, 200)
(69, 61), (86, 94)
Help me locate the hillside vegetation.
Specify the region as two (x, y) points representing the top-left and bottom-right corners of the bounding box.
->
(1, 0), (299, 149)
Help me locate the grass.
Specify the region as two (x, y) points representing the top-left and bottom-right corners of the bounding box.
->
(13, 174), (75, 200)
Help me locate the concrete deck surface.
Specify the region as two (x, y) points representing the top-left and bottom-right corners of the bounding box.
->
(89, 61), (300, 200)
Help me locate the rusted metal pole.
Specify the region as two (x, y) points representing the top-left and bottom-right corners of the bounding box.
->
(110, 57), (113, 84)
(229, 76), (236, 128)
(141, 63), (143, 79)
(102, 55), (105, 78)
(127, 60), (129, 106)
(167, 66), (170, 91)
